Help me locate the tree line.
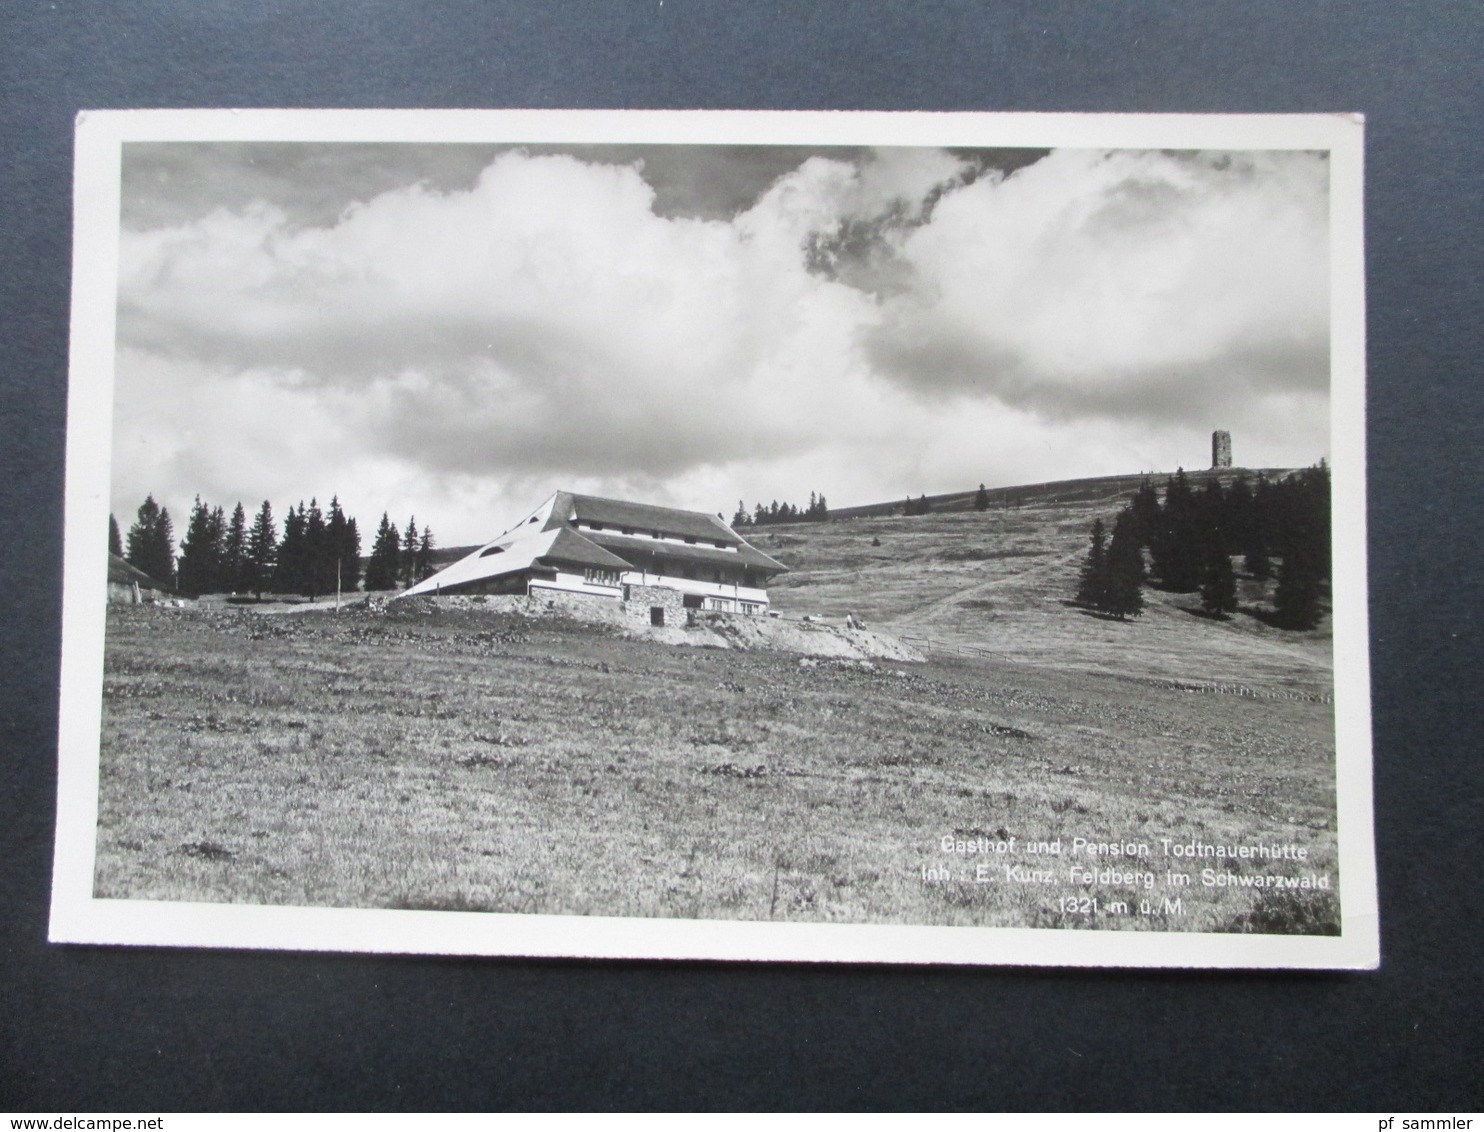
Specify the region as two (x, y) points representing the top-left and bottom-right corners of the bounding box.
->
(732, 492), (829, 527)
(114, 494), (437, 599)
(1074, 464), (1331, 628)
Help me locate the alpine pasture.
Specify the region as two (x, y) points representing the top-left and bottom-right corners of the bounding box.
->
(94, 479), (1338, 934)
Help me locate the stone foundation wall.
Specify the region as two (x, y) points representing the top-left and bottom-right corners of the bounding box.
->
(620, 583), (688, 627)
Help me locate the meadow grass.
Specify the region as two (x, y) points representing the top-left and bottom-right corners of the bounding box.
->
(96, 596), (1339, 933)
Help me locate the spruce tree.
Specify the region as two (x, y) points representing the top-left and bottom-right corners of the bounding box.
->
(1128, 479), (1161, 547)
(1198, 478), (1228, 555)
(401, 517), (420, 588)
(1200, 545), (1239, 619)
(223, 503), (248, 593)
(415, 525), (435, 582)
(326, 497), (361, 593)
(176, 496), (215, 596)
(1150, 469), (1200, 592)
(244, 501), (277, 599)
(975, 483), (990, 511)
(343, 515), (362, 592)
(1104, 511), (1145, 620)
(275, 503), (306, 596)
(108, 514), (123, 559)
(365, 513), (401, 591)
(732, 501), (749, 528)
(126, 495), (175, 586)
(206, 505), (227, 592)
(302, 498), (328, 599)
(1075, 519), (1109, 609)
(1273, 544), (1323, 629)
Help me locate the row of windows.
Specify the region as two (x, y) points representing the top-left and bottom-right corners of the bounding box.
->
(574, 519), (729, 550)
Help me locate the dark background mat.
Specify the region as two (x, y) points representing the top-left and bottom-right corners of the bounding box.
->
(2, 2), (1479, 1111)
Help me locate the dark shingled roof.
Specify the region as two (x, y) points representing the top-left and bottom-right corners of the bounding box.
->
(582, 531), (787, 574)
(536, 527), (635, 572)
(549, 492), (742, 545)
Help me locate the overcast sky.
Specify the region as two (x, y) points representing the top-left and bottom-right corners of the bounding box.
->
(112, 141), (1330, 547)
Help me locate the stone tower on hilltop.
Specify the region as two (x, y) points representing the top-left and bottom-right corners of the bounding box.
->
(1211, 430), (1232, 469)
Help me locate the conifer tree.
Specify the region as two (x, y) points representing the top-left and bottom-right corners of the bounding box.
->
(415, 525), (435, 582)
(365, 513), (402, 591)
(732, 501), (750, 528)
(1273, 544), (1323, 629)
(1128, 478), (1161, 547)
(1075, 519), (1108, 609)
(1243, 472), (1274, 579)
(326, 497), (361, 593)
(244, 501), (277, 599)
(275, 503), (306, 595)
(975, 483), (990, 511)
(1200, 545), (1239, 619)
(343, 515), (362, 592)
(176, 496), (217, 596)
(1150, 469), (1201, 592)
(223, 503), (248, 593)
(401, 517), (420, 588)
(1198, 478), (1229, 555)
(1104, 510), (1145, 620)
(303, 498), (329, 599)
(108, 514), (123, 559)
(126, 495), (175, 586)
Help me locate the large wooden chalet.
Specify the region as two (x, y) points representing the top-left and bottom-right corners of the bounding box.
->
(402, 491), (787, 615)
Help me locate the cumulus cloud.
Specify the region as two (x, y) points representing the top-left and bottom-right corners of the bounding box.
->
(112, 143), (1330, 545)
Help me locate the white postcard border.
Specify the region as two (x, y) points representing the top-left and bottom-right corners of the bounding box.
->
(51, 108), (1377, 969)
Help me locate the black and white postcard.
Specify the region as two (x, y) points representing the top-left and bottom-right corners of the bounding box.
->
(51, 109), (1376, 968)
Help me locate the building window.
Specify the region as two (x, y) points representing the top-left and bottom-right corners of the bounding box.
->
(740, 601), (763, 615)
(584, 568), (620, 587)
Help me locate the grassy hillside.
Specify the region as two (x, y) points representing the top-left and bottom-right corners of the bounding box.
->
(94, 469), (1339, 935)
(96, 603), (1337, 933)
(754, 479), (1331, 698)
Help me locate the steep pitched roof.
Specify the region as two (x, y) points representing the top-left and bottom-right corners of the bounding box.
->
(547, 492), (741, 545)
(582, 530), (787, 574)
(402, 523), (630, 596)
(403, 490), (788, 596)
(541, 527), (634, 571)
